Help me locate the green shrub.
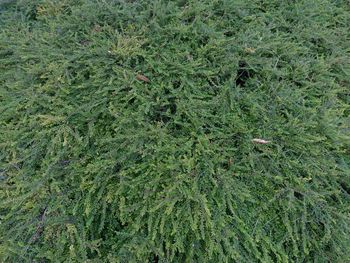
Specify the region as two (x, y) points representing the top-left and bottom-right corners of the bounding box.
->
(1, 0), (349, 262)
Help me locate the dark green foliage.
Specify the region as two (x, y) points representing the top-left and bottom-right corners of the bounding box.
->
(1, 0), (349, 262)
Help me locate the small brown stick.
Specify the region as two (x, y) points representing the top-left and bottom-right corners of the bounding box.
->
(252, 138), (271, 144)
(136, 74), (150, 83)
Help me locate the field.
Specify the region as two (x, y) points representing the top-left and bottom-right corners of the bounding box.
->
(1, 0), (349, 262)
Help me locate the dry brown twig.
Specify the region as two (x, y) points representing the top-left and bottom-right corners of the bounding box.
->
(136, 74), (150, 83)
(252, 138), (271, 144)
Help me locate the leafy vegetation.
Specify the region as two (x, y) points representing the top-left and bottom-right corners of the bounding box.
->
(1, 0), (349, 262)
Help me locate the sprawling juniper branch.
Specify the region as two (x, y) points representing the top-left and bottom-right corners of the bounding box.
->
(1, 0), (349, 262)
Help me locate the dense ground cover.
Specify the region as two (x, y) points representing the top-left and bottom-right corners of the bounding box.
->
(1, 0), (349, 262)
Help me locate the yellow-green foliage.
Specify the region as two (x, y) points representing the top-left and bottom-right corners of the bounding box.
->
(0, 0), (349, 262)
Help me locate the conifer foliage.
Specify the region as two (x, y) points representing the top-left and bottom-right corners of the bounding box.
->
(1, 0), (349, 262)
